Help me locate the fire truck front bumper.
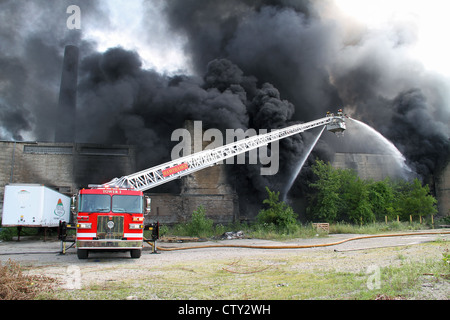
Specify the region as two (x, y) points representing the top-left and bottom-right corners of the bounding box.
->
(76, 239), (143, 250)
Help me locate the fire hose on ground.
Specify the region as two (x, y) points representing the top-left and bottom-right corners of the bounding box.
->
(1, 231), (447, 256)
(143, 230), (450, 252)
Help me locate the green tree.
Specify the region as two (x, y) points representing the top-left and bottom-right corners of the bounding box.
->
(343, 177), (375, 224)
(394, 178), (437, 219)
(307, 159), (438, 224)
(307, 160), (341, 222)
(257, 187), (298, 232)
(368, 179), (395, 220)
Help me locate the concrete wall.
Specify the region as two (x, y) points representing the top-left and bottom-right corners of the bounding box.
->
(0, 141), (136, 219)
(0, 138), (239, 225)
(332, 152), (404, 181)
(435, 161), (450, 218)
(2, 141), (446, 223)
(146, 193), (238, 225)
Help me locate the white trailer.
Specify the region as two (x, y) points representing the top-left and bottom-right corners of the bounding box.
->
(2, 184), (71, 228)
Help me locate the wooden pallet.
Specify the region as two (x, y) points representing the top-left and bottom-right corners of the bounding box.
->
(312, 223), (330, 233)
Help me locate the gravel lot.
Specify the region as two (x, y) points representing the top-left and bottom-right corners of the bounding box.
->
(1, 230), (449, 299)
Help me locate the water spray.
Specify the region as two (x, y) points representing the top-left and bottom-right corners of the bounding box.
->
(347, 117), (414, 176)
(283, 126), (326, 200)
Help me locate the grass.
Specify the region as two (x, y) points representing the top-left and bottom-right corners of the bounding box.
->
(158, 220), (435, 242)
(54, 257), (366, 300)
(1, 219), (447, 300)
(357, 258), (449, 300)
(329, 221), (428, 234)
(51, 241), (449, 300)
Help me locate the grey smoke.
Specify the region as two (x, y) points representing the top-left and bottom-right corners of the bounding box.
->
(162, 0), (449, 180)
(0, 0), (103, 141)
(0, 0), (449, 208)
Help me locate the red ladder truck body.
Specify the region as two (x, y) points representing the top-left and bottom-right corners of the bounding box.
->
(59, 110), (346, 259)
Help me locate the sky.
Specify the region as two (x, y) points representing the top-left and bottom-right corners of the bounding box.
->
(85, 0), (450, 77)
(86, 0), (188, 73)
(334, 0), (450, 78)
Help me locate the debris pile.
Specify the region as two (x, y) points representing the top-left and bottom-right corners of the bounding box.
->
(221, 231), (245, 240)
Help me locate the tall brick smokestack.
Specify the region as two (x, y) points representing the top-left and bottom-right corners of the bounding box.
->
(55, 45), (79, 142)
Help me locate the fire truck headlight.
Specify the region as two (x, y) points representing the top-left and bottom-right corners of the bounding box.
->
(129, 223), (143, 230)
(77, 223), (92, 229)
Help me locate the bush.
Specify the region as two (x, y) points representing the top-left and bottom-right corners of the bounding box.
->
(0, 227), (15, 241)
(185, 205), (214, 238)
(256, 187), (298, 233)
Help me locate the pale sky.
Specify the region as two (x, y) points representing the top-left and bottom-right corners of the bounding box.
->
(334, 0), (450, 77)
(83, 0), (450, 77)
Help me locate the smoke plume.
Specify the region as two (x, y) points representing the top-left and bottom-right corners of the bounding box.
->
(1, 0), (449, 213)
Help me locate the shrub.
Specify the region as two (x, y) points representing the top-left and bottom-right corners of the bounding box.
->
(256, 187), (298, 232)
(185, 205), (214, 238)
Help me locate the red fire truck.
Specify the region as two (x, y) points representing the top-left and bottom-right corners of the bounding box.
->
(66, 187), (152, 259)
(58, 111), (346, 259)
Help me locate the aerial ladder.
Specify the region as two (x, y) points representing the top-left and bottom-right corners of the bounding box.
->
(61, 110), (346, 259)
(93, 110), (346, 192)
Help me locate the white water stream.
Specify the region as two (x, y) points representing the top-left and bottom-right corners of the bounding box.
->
(283, 117), (414, 201)
(283, 126), (325, 200)
(348, 118), (413, 174)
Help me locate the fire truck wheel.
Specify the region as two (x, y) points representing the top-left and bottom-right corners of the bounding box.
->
(130, 249), (141, 259)
(77, 249), (89, 259)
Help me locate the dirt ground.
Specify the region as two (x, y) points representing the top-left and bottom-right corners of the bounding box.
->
(0, 230), (449, 299)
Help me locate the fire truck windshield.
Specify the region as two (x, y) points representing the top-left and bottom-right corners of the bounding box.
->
(112, 195), (143, 213)
(79, 194), (111, 213)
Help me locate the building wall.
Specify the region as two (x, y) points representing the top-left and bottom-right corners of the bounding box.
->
(332, 152), (403, 181)
(0, 141), (136, 219)
(146, 193), (238, 225)
(0, 138), (239, 225)
(145, 120), (239, 225)
(0, 142), (75, 197)
(2, 141), (446, 223)
(436, 161), (450, 218)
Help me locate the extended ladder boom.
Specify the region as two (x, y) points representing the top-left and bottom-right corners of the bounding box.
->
(92, 112), (346, 191)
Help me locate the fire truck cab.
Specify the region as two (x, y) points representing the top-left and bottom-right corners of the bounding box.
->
(71, 187), (151, 259)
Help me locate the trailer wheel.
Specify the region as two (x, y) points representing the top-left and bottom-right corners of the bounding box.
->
(130, 249), (141, 259)
(77, 249), (89, 259)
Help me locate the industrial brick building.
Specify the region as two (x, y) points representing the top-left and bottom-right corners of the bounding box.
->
(0, 45), (448, 225)
(0, 137), (239, 225)
(1, 139), (448, 224)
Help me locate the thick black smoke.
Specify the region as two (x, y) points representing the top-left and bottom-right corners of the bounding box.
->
(76, 50), (251, 164)
(162, 0), (449, 181)
(1, 1), (449, 215)
(388, 89), (450, 177)
(0, 0), (103, 140)
(75, 48), (301, 200)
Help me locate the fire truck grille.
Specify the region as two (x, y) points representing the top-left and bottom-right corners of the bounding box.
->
(97, 216), (124, 239)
